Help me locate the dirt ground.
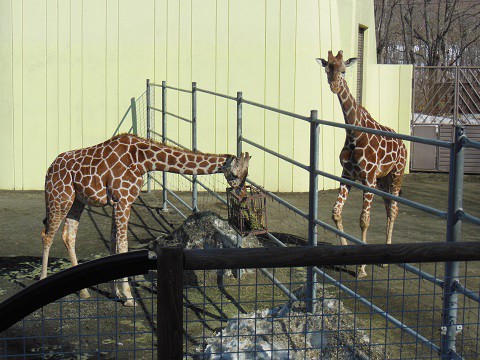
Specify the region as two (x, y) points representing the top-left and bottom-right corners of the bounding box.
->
(0, 173), (479, 358)
(1, 173), (478, 288)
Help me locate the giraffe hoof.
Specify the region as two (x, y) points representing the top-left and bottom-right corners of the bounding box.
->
(79, 289), (91, 299)
(123, 299), (135, 307)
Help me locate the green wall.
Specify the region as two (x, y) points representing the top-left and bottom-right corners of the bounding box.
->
(0, 0), (412, 191)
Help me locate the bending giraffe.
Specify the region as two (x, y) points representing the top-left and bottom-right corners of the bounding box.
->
(41, 133), (250, 306)
(317, 51), (407, 278)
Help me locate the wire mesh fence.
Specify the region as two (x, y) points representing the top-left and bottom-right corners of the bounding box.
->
(1, 275), (157, 359)
(184, 261), (480, 359)
(2, 257), (479, 359)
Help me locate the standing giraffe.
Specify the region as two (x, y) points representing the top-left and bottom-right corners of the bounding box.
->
(316, 50), (407, 278)
(41, 133), (250, 306)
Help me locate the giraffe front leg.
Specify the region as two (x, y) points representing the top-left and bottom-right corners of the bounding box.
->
(357, 190), (374, 278)
(110, 201), (135, 307)
(332, 182), (351, 246)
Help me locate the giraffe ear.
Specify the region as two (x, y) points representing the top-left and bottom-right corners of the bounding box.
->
(316, 58), (328, 67)
(345, 57), (358, 67)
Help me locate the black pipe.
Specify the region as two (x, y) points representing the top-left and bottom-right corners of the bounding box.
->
(0, 250), (156, 333)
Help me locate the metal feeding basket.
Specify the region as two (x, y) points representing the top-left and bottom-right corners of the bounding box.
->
(226, 185), (268, 236)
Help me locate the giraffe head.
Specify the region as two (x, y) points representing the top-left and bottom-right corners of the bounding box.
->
(316, 50), (358, 94)
(221, 152), (251, 195)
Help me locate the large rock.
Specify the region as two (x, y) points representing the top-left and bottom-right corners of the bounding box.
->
(156, 211), (262, 282)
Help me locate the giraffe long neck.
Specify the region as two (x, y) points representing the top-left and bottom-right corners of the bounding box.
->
(140, 143), (232, 176)
(336, 78), (364, 129)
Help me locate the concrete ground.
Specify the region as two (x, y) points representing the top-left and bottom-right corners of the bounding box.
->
(0, 173), (479, 358)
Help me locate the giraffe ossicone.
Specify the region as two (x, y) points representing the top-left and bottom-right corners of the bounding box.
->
(40, 133), (250, 306)
(317, 50), (407, 278)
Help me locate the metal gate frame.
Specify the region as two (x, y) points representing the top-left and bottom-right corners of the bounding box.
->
(411, 66), (480, 173)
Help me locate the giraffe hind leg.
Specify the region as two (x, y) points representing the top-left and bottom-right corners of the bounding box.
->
(61, 200), (90, 298)
(40, 207), (71, 280)
(384, 173), (403, 245)
(378, 174), (402, 268)
(110, 200), (135, 307)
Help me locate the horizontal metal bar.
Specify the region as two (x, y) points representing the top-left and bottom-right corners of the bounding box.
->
(165, 199), (187, 219)
(183, 242), (480, 270)
(397, 263), (444, 287)
(164, 84), (191, 93)
(164, 136), (190, 150)
(149, 129), (163, 138)
(195, 179), (228, 205)
(313, 217), (365, 245)
(313, 266), (441, 354)
(242, 98), (311, 122)
(196, 87), (237, 101)
(314, 118), (452, 147)
(458, 210), (480, 226)
(246, 178), (309, 220)
(166, 189), (194, 212)
(165, 111), (193, 124)
(179, 173), (194, 184)
(453, 281), (480, 303)
(260, 267), (299, 302)
(315, 169), (448, 219)
(263, 231), (293, 247)
(149, 106), (163, 113)
(242, 137), (310, 171)
(152, 177), (193, 212)
(245, 177), (365, 245)
(464, 137), (480, 150)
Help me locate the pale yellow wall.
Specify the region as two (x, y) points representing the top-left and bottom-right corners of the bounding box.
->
(0, 0), (412, 192)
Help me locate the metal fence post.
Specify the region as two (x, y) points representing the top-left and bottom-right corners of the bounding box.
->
(192, 82), (198, 213)
(162, 81), (168, 211)
(235, 91), (244, 250)
(307, 110), (319, 313)
(236, 91), (243, 158)
(453, 66), (459, 126)
(440, 125), (465, 359)
(157, 246), (184, 360)
(146, 80), (151, 193)
(130, 98), (138, 135)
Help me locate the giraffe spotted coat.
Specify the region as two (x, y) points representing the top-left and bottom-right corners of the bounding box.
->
(41, 134), (250, 305)
(317, 51), (407, 278)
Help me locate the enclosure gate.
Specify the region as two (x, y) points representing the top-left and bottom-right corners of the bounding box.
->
(411, 66), (480, 173)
